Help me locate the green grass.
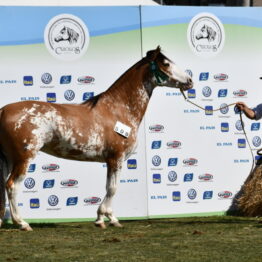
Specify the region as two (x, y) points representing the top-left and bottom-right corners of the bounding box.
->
(0, 216), (262, 262)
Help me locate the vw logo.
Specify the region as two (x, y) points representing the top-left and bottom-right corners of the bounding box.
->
(64, 90), (75, 101)
(202, 86), (212, 97)
(168, 171), (177, 182)
(187, 189), (197, 200)
(41, 73), (52, 84)
(252, 136), (261, 147)
(24, 177), (35, 189)
(220, 103), (229, 114)
(152, 155), (161, 166)
(235, 120), (244, 131)
(48, 195), (59, 206)
(185, 69), (193, 78)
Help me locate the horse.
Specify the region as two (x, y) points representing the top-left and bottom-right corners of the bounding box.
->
(54, 26), (79, 44)
(196, 24), (216, 42)
(0, 46), (193, 231)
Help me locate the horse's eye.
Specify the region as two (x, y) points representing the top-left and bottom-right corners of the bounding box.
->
(163, 62), (169, 67)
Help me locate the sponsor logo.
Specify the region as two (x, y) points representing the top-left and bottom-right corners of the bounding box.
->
(30, 198), (40, 209)
(234, 105), (241, 114)
(172, 191), (181, 201)
(202, 86), (212, 97)
(28, 164), (36, 173)
(43, 179), (55, 189)
(84, 197), (101, 205)
(188, 89), (196, 99)
(221, 122), (229, 132)
(60, 179), (78, 187)
(218, 191), (233, 199)
(153, 174), (161, 184)
(149, 124), (164, 133)
(66, 197), (78, 206)
(0, 79), (17, 84)
(187, 13), (225, 58)
(187, 189), (197, 200)
(205, 106), (213, 115)
(151, 140), (162, 149)
(48, 195), (59, 206)
(199, 72), (209, 81)
(183, 158), (198, 166)
(198, 174), (213, 181)
(251, 123), (260, 131)
(23, 76), (33, 86)
(233, 90), (247, 97)
(24, 177), (35, 189)
(235, 120), (244, 131)
(60, 75), (71, 84)
(152, 155), (161, 166)
(203, 191), (213, 199)
(218, 89), (227, 97)
(46, 93), (56, 103)
(252, 136), (261, 147)
(21, 97), (40, 101)
(167, 141), (181, 149)
(168, 158), (178, 166)
(220, 103), (229, 114)
(42, 164), (60, 172)
(185, 69), (193, 78)
(214, 73), (228, 81)
(168, 171), (177, 182)
(83, 92), (94, 101)
(127, 159), (137, 169)
(44, 14), (89, 61)
(184, 173), (193, 182)
(238, 138), (246, 148)
(77, 76), (95, 84)
(64, 89), (75, 101)
(41, 73), (52, 85)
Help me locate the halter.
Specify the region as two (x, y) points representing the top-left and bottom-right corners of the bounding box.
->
(149, 61), (169, 85)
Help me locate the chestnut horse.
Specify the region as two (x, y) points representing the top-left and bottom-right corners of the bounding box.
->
(0, 47), (193, 230)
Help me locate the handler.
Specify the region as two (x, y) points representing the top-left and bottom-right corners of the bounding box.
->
(236, 102), (262, 120)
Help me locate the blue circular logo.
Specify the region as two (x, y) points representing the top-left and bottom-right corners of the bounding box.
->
(187, 189), (197, 200)
(185, 69), (193, 78)
(220, 103), (229, 114)
(48, 195), (59, 206)
(152, 155), (161, 166)
(168, 171), (177, 182)
(202, 86), (212, 97)
(252, 136), (261, 147)
(235, 120), (244, 131)
(24, 177), (35, 189)
(64, 90), (75, 101)
(41, 73), (52, 84)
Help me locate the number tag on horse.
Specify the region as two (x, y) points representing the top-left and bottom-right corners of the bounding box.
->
(114, 121), (131, 138)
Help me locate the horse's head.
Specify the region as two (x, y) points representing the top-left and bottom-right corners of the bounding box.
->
(146, 46), (193, 91)
(54, 26), (68, 42)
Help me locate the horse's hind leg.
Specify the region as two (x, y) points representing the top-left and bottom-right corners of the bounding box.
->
(95, 157), (123, 229)
(6, 160), (32, 231)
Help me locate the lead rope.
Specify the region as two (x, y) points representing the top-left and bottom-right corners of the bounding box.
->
(180, 88), (256, 174)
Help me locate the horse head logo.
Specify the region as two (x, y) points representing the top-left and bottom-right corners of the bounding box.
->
(54, 26), (79, 44)
(195, 24), (216, 42)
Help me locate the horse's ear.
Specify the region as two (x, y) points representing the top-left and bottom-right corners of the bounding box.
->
(146, 46), (161, 61)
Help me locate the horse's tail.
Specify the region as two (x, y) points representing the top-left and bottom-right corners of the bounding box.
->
(0, 109), (7, 223)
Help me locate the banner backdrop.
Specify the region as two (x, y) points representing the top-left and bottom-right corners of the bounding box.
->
(0, 6), (262, 222)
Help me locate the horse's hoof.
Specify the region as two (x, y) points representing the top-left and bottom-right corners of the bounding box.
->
(109, 221), (123, 228)
(21, 225), (33, 231)
(95, 222), (106, 229)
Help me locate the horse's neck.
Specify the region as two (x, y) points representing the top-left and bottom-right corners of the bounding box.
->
(106, 62), (153, 126)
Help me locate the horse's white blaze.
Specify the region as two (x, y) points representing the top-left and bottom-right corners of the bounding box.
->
(169, 61), (190, 84)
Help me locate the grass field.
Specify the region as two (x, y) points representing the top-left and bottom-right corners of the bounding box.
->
(0, 216), (262, 262)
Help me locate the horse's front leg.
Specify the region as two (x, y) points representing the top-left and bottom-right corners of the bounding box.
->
(95, 157), (123, 229)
